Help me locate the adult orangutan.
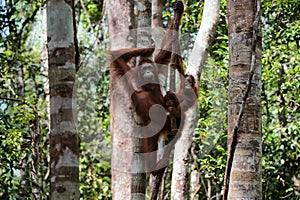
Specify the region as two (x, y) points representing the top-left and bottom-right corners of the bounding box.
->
(110, 1), (198, 172)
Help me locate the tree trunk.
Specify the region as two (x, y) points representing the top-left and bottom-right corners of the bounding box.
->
(151, 0), (163, 43)
(132, 1), (152, 199)
(151, 0), (163, 28)
(107, 1), (136, 199)
(171, 0), (220, 199)
(151, 0), (164, 72)
(223, 0), (262, 199)
(190, 163), (200, 200)
(149, 2), (170, 195)
(47, 0), (79, 199)
(136, 0), (151, 48)
(30, 117), (40, 200)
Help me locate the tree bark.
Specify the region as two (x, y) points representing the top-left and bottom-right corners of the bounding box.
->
(107, 1), (136, 199)
(151, 1), (168, 97)
(171, 0), (220, 199)
(151, 0), (163, 42)
(190, 164), (200, 200)
(47, 0), (79, 199)
(151, 0), (163, 28)
(132, 1), (152, 199)
(30, 117), (40, 200)
(136, 0), (152, 48)
(151, 1), (174, 194)
(223, 0), (262, 199)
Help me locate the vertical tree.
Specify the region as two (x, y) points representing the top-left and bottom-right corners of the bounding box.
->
(136, 0), (152, 48)
(171, 0), (220, 199)
(47, 0), (79, 199)
(107, 0), (136, 199)
(223, 0), (262, 199)
(0, 2), (49, 199)
(151, 0), (163, 28)
(151, 0), (164, 83)
(132, 1), (152, 199)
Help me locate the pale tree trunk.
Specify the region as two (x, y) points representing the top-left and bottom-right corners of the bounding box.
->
(151, 0), (163, 28)
(151, 0), (164, 58)
(223, 0), (262, 199)
(171, 0), (220, 199)
(149, 3), (167, 200)
(190, 162), (200, 200)
(47, 0), (79, 199)
(150, 3), (168, 195)
(41, 45), (50, 196)
(136, 0), (151, 48)
(29, 117), (40, 199)
(132, 1), (151, 199)
(151, 1), (167, 98)
(107, 1), (136, 199)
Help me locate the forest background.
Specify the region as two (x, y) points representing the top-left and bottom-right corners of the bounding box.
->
(0, 0), (299, 199)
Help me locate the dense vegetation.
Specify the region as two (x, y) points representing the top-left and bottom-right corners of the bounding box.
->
(0, 0), (299, 199)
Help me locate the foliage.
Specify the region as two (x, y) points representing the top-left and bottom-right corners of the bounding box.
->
(192, 57), (228, 197)
(261, 0), (300, 199)
(76, 0), (104, 33)
(0, 0), (299, 199)
(184, 0), (228, 198)
(76, 48), (111, 199)
(75, 1), (112, 199)
(0, 1), (49, 199)
(79, 145), (111, 199)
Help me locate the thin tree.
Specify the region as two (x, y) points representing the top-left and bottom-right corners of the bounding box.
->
(150, 2), (185, 198)
(171, 0), (220, 199)
(132, 0), (152, 199)
(223, 0), (262, 199)
(107, 0), (136, 199)
(151, 0), (163, 29)
(47, 0), (79, 199)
